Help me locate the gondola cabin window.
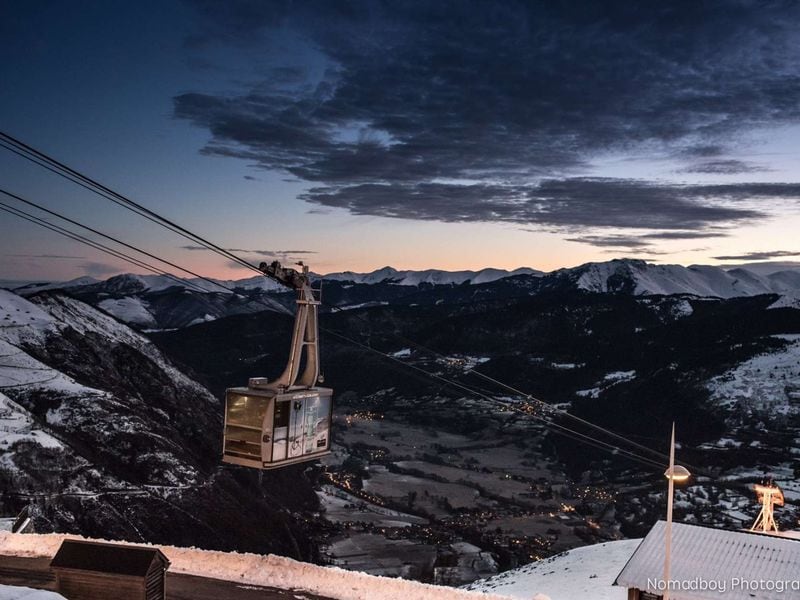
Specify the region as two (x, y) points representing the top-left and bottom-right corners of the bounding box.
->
(223, 386), (332, 469)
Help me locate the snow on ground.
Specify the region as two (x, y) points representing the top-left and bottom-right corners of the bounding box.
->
(0, 584), (64, 599)
(186, 313), (218, 326)
(97, 297), (157, 328)
(335, 301), (390, 311)
(0, 532), (515, 600)
(576, 371), (636, 399)
(317, 486), (427, 527)
(706, 336), (800, 413)
(603, 371), (636, 382)
(0, 290), (57, 345)
(464, 539), (640, 600)
(27, 294), (216, 403)
(551, 362), (581, 370)
(670, 298), (694, 318)
(768, 290), (800, 309)
(326, 533), (436, 578)
(0, 339), (103, 399)
(0, 391), (62, 452)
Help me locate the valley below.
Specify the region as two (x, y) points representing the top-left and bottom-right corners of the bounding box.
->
(2, 259), (800, 586)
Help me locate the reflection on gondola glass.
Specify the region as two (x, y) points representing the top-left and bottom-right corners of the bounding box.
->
(223, 393), (267, 462)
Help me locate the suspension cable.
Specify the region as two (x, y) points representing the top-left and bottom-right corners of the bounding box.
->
(0, 132), (261, 273)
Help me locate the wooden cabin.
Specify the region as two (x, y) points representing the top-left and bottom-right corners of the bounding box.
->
(50, 539), (170, 600)
(615, 520), (800, 599)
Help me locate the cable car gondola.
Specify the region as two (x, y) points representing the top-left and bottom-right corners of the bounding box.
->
(222, 261), (332, 470)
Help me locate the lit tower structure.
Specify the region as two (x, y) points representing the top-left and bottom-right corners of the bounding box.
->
(750, 482), (784, 534)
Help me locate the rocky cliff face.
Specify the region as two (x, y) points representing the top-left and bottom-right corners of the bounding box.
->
(0, 290), (319, 558)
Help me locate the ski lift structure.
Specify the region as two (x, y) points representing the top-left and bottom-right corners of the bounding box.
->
(750, 481), (784, 534)
(222, 261), (332, 470)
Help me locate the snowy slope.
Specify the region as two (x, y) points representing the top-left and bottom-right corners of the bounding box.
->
(563, 259), (800, 299)
(97, 297), (157, 328)
(0, 289), (59, 345)
(0, 391), (62, 454)
(464, 539), (640, 600)
(706, 334), (800, 414)
(769, 290), (800, 309)
(0, 290), (220, 485)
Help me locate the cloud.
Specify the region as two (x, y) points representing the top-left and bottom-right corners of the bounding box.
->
(180, 245), (316, 255)
(300, 178), (777, 230)
(80, 262), (122, 277)
(641, 231), (729, 241)
(177, 1), (800, 233)
(712, 250), (800, 261)
(566, 229), (730, 250)
(565, 235), (651, 248)
(678, 159), (771, 174)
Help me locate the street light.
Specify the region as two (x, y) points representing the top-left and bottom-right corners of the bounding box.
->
(663, 423), (690, 600)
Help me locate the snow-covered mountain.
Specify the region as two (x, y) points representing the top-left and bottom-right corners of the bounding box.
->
(12, 267), (540, 295)
(14, 259), (800, 301)
(552, 258), (800, 298)
(14, 273), (286, 297)
(7, 259), (800, 332)
(12, 276), (100, 294)
(322, 266), (542, 286)
(0, 289), (318, 555)
(14, 273), (292, 329)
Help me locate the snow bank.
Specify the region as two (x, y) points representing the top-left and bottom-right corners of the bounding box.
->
(0, 532), (514, 600)
(0, 585), (64, 600)
(465, 539), (640, 600)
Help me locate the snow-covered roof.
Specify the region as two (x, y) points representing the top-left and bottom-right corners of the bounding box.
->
(615, 521), (800, 599)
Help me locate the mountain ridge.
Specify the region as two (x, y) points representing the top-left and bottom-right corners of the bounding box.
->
(7, 259), (800, 331)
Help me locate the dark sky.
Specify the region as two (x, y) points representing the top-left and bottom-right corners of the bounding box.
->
(2, 1), (800, 279)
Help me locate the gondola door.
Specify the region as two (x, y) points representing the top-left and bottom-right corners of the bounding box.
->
(288, 398), (306, 459)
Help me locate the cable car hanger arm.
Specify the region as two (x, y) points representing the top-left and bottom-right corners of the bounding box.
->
(256, 260), (321, 390)
(258, 260), (311, 291)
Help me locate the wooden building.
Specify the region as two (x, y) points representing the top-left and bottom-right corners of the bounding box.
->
(50, 539), (170, 600)
(615, 520), (800, 599)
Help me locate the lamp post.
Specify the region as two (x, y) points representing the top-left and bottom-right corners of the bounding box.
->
(663, 422), (690, 600)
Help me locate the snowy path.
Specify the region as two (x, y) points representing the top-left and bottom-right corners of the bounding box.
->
(0, 555), (335, 600)
(0, 532), (516, 600)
